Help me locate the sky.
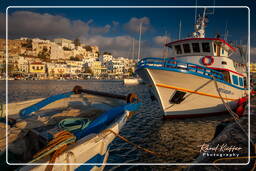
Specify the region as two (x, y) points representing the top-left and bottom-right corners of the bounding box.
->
(0, 0), (255, 61)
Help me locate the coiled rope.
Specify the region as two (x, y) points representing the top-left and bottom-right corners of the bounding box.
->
(31, 117), (91, 171)
(58, 117), (91, 132)
(31, 130), (76, 164)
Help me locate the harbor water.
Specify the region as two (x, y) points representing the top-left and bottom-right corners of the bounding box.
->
(0, 80), (232, 170)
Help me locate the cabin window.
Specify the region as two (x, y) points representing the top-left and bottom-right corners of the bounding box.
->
(192, 43), (200, 53)
(232, 75), (239, 85)
(222, 61), (227, 65)
(218, 70), (231, 83)
(175, 45), (182, 54)
(202, 42), (210, 52)
(239, 77), (244, 86)
(183, 44), (191, 53)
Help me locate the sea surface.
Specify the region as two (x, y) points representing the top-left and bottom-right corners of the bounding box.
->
(0, 80), (231, 170)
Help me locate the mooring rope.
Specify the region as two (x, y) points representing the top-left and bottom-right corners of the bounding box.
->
(104, 129), (168, 158)
(211, 76), (253, 143)
(211, 76), (255, 170)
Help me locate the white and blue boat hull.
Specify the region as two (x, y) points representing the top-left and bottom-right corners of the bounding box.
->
(136, 58), (246, 118)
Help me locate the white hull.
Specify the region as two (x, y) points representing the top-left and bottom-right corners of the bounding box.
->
(137, 68), (246, 118)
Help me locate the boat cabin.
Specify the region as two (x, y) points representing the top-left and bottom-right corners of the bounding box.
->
(165, 38), (246, 88)
(166, 38), (236, 57)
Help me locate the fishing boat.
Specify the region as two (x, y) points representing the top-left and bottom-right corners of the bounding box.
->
(136, 8), (247, 119)
(0, 85), (140, 170)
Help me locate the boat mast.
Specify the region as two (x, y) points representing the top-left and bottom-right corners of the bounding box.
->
(137, 22), (142, 61)
(178, 20), (182, 39)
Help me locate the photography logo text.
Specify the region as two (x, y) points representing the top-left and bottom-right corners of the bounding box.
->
(198, 143), (242, 157)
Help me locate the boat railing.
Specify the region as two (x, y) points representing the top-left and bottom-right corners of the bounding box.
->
(138, 57), (224, 80)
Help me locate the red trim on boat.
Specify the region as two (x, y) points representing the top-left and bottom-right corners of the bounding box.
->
(162, 111), (230, 119)
(165, 38), (236, 52)
(207, 67), (245, 77)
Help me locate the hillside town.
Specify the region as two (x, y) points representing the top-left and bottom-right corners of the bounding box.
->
(0, 38), (136, 80)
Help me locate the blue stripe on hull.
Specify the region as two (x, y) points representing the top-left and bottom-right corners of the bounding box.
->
(75, 151), (107, 171)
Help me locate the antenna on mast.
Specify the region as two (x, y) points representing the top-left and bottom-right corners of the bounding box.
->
(137, 22), (142, 61)
(194, 0), (197, 24)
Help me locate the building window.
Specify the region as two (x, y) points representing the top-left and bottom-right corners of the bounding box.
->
(232, 75), (239, 85)
(214, 44), (216, 53)
(192, 43), (200, 53)
(175, 45), (182, 54)
(32, 66), (35, 70)
(202, 42), (210, 52)
(36, 66), (39, 70)
(239, 77), (244, 86)
(183, 44), (191, 53)
(222, 61), (227, 65)
(222, 49), (225, 54)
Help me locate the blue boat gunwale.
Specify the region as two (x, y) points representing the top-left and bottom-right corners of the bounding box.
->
(136, 57), (246, 90)
(18, 91), (141, 140)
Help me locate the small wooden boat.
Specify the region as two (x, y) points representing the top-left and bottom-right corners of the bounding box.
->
(0, 85), (140, 171)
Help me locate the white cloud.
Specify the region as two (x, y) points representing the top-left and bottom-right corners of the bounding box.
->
(4, 11), (90, 38)
(90, 24), (111, 34)
(0, 11), (115, 39)
(83, 35), (164, 58)
(124, 17), (151, 34)
(153, 36), (171, 45)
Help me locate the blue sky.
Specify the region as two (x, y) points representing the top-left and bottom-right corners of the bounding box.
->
(0, 0), (255, 61)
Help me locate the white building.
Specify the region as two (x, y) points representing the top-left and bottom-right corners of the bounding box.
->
(53, 38), (75, 50)
(106, 59), (124, 75)
(100, 54), (113, 63)
(47, 63), (68, 77)
(50, 43), (65, 60)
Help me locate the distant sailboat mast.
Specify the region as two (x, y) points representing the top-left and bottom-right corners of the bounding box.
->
(137, 22), (142, 61)
(131, 38), (135, 60)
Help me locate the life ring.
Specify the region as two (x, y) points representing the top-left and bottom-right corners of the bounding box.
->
(202, 56), (214, 66)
